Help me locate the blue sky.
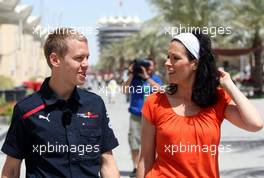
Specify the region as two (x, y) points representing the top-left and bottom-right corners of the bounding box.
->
(20, 0), (157, 65)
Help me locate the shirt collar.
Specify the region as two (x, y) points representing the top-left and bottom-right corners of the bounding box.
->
(39, 77), (83, 106)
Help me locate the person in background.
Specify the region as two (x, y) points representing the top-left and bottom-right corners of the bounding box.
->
(122, 58), (162, 177)
(107, 73), (118, 104)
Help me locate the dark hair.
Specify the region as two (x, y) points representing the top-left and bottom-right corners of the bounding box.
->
(147, 56), (156, 65)
(167, 31), (219, 108)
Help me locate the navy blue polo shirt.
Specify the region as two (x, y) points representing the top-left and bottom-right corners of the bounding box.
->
(1, 77), (119, 178)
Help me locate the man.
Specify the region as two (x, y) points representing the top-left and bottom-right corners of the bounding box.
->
(122, 58), (162, 177)
(1, 28), (119, 178)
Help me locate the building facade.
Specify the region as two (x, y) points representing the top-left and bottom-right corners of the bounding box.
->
(97, 16), (141, 52)
(0, 0), (49, 86)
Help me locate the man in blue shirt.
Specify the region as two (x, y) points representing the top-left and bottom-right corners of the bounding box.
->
(122, 58), (162, 177)
(1, 28), (119, 178)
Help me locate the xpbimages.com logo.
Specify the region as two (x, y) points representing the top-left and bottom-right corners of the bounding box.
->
(32, 142), (100, 155)
(98, 85), (166, 96)
(164, 142), (232, 156)
(164, 24), (232, 38)
(32, 24), (99, 38)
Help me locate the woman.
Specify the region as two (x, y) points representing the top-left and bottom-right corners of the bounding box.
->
(137, 32), (263, 178)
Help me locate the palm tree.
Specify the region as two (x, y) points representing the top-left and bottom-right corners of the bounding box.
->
(148, 0), (222, 27)
(98, 16), (170, 79)
(147, 0), (228, 81)
(97, 36), (138, 80)
(149, 0), (264, 95)
(224, 0), (264, 95)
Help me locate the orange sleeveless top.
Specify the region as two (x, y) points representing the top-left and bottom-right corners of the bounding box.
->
(141, 89), (231, 178)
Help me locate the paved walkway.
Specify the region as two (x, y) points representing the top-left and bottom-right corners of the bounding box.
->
(0, 87), (264, 177)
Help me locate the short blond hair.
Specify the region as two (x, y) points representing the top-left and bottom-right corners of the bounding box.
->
(44, 27), (87, 68)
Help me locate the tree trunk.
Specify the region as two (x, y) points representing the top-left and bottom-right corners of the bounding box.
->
(251, 29), (263, 96)
(118, 57), (125, 81)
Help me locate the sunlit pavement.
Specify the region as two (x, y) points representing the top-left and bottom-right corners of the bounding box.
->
(1, 85), (264, 177)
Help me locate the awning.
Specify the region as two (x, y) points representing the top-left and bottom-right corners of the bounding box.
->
(213, 46), (262, 57)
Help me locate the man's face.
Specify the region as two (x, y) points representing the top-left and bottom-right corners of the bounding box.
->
(59, 39), (89, 86)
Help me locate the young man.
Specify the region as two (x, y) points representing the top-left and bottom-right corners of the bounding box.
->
(1, 28), (119, 178)
(122, 58), (162, 177)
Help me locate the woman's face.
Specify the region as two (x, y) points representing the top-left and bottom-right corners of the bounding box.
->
(165, 41), (197, 84)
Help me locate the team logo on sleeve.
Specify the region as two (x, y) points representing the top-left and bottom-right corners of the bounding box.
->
(77, 112), (99, 119)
